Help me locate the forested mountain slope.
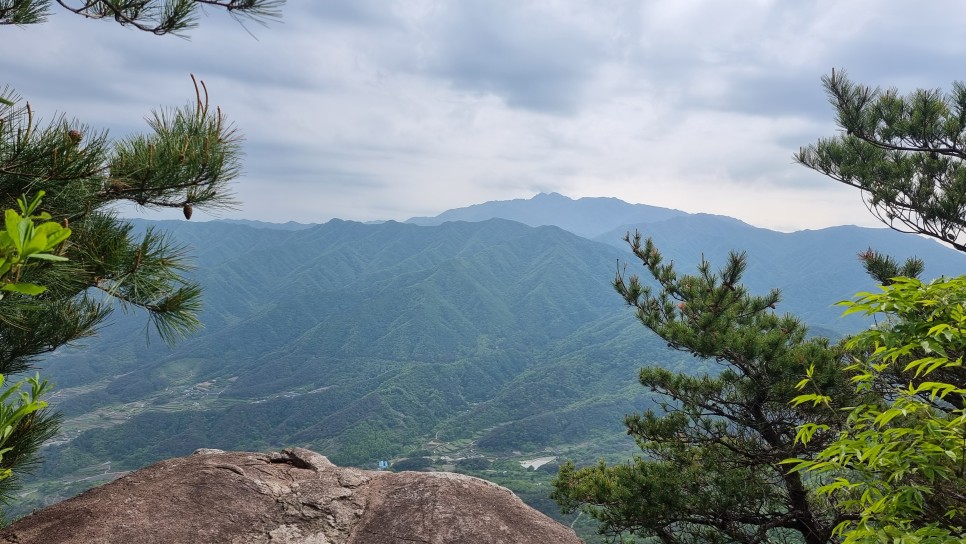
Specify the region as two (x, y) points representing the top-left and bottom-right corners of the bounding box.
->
(19, 198), (966, 524)
(26, 218), (663, 514)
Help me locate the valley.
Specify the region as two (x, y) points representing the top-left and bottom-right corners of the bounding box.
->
(15, 194), (966, 541)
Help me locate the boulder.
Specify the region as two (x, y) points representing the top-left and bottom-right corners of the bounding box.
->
(0, 448), (582, 544)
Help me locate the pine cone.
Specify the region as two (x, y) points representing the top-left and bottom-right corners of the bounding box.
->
(183, 203), (193, 220)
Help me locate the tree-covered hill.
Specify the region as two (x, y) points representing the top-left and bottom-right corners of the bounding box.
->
(24, 218), (664, 514)
(18, 201), (966, 525)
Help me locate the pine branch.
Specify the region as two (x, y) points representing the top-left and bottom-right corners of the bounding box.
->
(0, 0), (49, 24)
(797, 70), (966, 252)
(45, 0), (283, 35)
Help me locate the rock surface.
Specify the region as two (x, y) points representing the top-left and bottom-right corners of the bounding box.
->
(1, 448), (582, 544)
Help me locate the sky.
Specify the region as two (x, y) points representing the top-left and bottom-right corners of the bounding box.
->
(4, 1), (966, 232)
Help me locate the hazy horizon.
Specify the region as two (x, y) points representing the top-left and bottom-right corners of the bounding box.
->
(7, 2), (961, 232)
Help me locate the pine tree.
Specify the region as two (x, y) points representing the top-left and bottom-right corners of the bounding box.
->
(795, 70), (966, 394)
(791, 71), (966, 542)
(0, 77), (241, 501)
(796, 69), (966, 253)
(552, 233), (856, 544)
(796, 71), (966, 402)
(0, 0), (282, 504)
(554, 70), (966, 544)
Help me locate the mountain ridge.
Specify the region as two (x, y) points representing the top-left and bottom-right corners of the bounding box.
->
(19, 193), (966, 538)
(405, 192), (689, 238)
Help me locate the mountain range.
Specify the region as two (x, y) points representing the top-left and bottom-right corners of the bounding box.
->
(17, 193), (966, 533)
(406, 192), (688, 238)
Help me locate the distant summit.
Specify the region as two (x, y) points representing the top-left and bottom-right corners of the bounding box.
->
(406, 192), (687, 238)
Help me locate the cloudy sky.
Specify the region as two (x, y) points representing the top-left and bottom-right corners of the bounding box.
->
(4, 1), (965, 231)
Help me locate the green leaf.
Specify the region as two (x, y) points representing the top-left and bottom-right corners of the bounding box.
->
(1, 283), (46, 295)
(21, 231), (48, 255)
(3, 210), (22, 254)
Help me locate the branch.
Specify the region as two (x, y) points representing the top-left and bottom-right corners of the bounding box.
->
(53, 0), (283, 36)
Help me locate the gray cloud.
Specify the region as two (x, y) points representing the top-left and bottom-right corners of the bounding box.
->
(419, 1), (614, 114)
(3, 1), (965, 231)
(301, 0), (398, 26)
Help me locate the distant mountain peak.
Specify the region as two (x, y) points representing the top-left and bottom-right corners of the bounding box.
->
(532, 191), (567, 200)
(406, 193), (687, 238)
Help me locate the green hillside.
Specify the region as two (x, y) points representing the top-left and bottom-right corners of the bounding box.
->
(21, 219), (663, 524)
(15, 210), (966, 539)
